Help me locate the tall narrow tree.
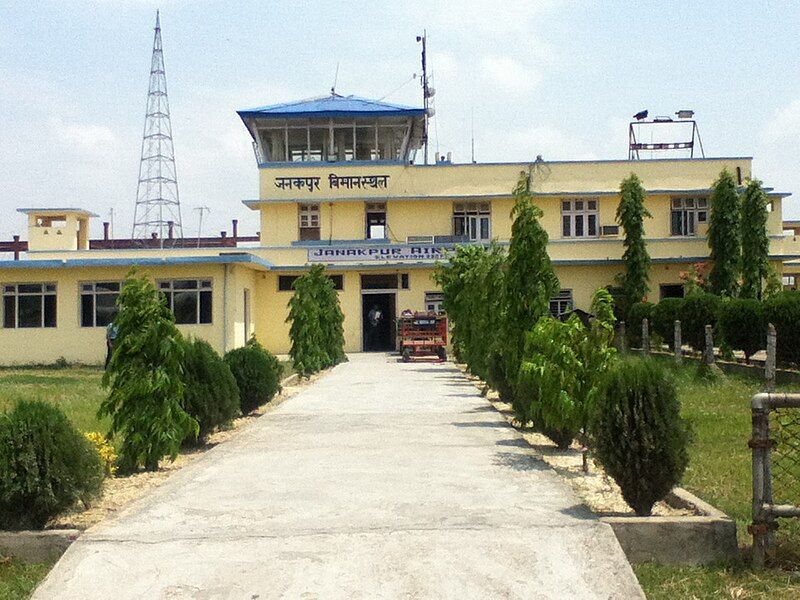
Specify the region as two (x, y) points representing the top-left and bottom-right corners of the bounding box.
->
(740, 179), (770, 299)
(500, 171), (559, 403)
(616, 173), (651, 311)
(708, 169), (741, 296)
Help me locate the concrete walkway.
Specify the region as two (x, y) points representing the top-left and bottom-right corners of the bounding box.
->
(35, 354), (644, 599)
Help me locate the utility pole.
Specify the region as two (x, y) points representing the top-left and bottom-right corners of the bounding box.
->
(416, 31), (430, 165)
(194, 206), (210, 248)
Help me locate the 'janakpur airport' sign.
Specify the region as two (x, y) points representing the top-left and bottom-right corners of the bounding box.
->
(308, 245), (449, 262)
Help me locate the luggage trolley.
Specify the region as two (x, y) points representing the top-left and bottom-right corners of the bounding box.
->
(397, 310), (448, 362)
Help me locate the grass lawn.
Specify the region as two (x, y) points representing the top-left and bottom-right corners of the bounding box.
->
(0, 560), (52, 600)
(634, 361), (800, 598)
(0, 367), (109, 435)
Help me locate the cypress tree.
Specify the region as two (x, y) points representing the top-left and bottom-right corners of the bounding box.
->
(740, 179), (770, 299)
(501, 171), (559, 403)
(708, 169), (741, 296)
(616, 173), (651, 309)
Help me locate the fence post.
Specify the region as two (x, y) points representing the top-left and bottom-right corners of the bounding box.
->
(674, 319), (682, 364)
(704, 324), (715, 366)
(750, 394), (776, 568)
(641, 318), (650, 356)
(617, 321), (627, 353)
(766, 323), (777, 392)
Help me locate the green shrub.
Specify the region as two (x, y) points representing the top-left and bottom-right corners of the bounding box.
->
(679, 292), (721, 351)
(626, 301), (653, 348)
(0, 401), (104, 529)
(100, 271), (197, 473)
(592, 358), (690, 516)
(717, 298), (765, 362)
(224, 338), (282, 414)
(181, 339), (240, 442)
(763, 291), (800, 366)
(650, 298), (684, 349)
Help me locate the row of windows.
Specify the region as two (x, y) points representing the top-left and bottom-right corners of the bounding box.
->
(3, 280), (213, 329)
(294, 197), (715, 242)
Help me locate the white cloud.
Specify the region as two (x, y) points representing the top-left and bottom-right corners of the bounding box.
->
(52, 120), (116, 152)
(757, 99), (800, 219)
(480, 55), (540, 93)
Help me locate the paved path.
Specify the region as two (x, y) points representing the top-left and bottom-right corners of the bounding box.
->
(36, 354), (643, 599)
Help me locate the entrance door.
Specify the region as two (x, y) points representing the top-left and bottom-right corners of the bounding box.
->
(362, 293), (396, 351)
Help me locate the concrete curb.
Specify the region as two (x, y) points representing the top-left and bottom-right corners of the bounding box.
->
(454, 362), (740, 566)
(0, 530), (80, 563)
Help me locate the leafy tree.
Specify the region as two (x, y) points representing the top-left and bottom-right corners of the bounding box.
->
(593, 357), (690, 516)
(616, 174), (651, 307)
(224, 338), (282, 413)
(100, 271), (197, 472)
(717, 298), (765, 362)
(432, 244), (506, 380)
(502, 171), (559, 405)
(0, 401), (104, 529)
(708, 169), (741, 296)
(679, 292), (721, 351)
(516, 289), (616, 455)
(287, 265), (346, 376)
(181, 338), (240, 442)
(740, 179), (770, 299)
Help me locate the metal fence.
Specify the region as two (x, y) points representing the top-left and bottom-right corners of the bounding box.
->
(750, 392), (800, 567)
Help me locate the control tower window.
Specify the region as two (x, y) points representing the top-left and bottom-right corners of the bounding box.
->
(333, 126), (355, 161)
(288, 128), (308, 162)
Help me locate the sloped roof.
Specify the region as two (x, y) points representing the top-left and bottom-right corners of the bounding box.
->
(237, 93), (425, 120)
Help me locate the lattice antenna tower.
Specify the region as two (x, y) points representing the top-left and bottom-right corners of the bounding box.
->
(132, 10), (183, 244)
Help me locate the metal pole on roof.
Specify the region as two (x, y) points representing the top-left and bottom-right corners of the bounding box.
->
(417, 31), (429, 165)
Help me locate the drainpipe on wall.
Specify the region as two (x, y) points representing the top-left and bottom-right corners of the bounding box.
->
(222, 264), (230, 354)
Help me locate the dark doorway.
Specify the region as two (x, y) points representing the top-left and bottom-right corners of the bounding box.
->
(362, 293), (396, 351)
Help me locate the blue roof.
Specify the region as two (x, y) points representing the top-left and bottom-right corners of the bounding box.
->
(237, 94), (425, 120)
(0, 253), (274, 271)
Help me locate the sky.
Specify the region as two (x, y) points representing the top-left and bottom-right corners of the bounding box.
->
(1, 0), (800, 241)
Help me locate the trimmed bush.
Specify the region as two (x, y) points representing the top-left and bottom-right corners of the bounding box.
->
(626, 301), (653, 348)
(763, 291), (800, 367)
(651, 298), (684, 349)
(182, 339), (240, 442)
(679, 292), (721, 351)
(717, 298), (765, 362)
(592, 358), (690, 516)
(224, 338), (282, 414)
(0, 401), (104, 530)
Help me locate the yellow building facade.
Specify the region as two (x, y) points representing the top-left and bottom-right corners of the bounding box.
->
(1, 94), (797, 365)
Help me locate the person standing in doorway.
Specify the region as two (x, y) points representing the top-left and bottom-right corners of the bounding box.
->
(367, 304), (383, 350)
(105, 320), (119, 369)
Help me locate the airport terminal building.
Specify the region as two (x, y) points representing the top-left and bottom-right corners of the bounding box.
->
(0, 94), (797, 365)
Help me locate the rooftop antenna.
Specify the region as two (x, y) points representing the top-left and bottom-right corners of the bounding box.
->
(628, 109), (704, 160)
(331, 62), (340, 96)
(193, 206), (210, 248)
(416, 31), (431, 165)
(132, 10), (183, 247)
(470, 108), (475, 163)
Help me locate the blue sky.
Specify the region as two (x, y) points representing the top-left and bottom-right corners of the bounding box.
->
(1, 0), (799, 241)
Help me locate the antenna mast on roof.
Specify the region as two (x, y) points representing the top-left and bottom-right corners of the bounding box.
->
(331, 62), (340, 96)
(416, 31), (432, 165)
(132, 10), (183, 247)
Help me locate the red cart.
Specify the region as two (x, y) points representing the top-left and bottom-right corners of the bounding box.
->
(397, 311), (448, 362)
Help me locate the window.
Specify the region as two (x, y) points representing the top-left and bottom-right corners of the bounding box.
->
(400, 274), (409, 289)
(561, 199), (599, 238)
(278, 274), (343, 291)
(361, 274), (399, 289)
(298, 204), (321, 241)
(80, 282), (120, 327)
(549, 290), (573, 317)
(366, 202), (387, 239)
(671, 197), (708, 236)
(453, 202), (491, 241)
(659, 284), (685, 300)
(158, 280), (213, 324)
(784, 275), (797, 288)
(425, 292), (445, 314)
(3, 283), (57, 328)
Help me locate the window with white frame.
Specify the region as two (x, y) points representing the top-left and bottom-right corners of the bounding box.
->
(425, 292), (445, 314)
(561, 199), (599, 238)
(549, 289), (573, 317)
(80, 282), (120, 327)
(298, 203), (321, 241)
(453, 201), (491, 241)
(3, 283), (57, 328)
(784, 275), (797, 288)
(366, 202), (387, 239)
(158, 280), (213, 324)
(670, 197), (708, 236)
